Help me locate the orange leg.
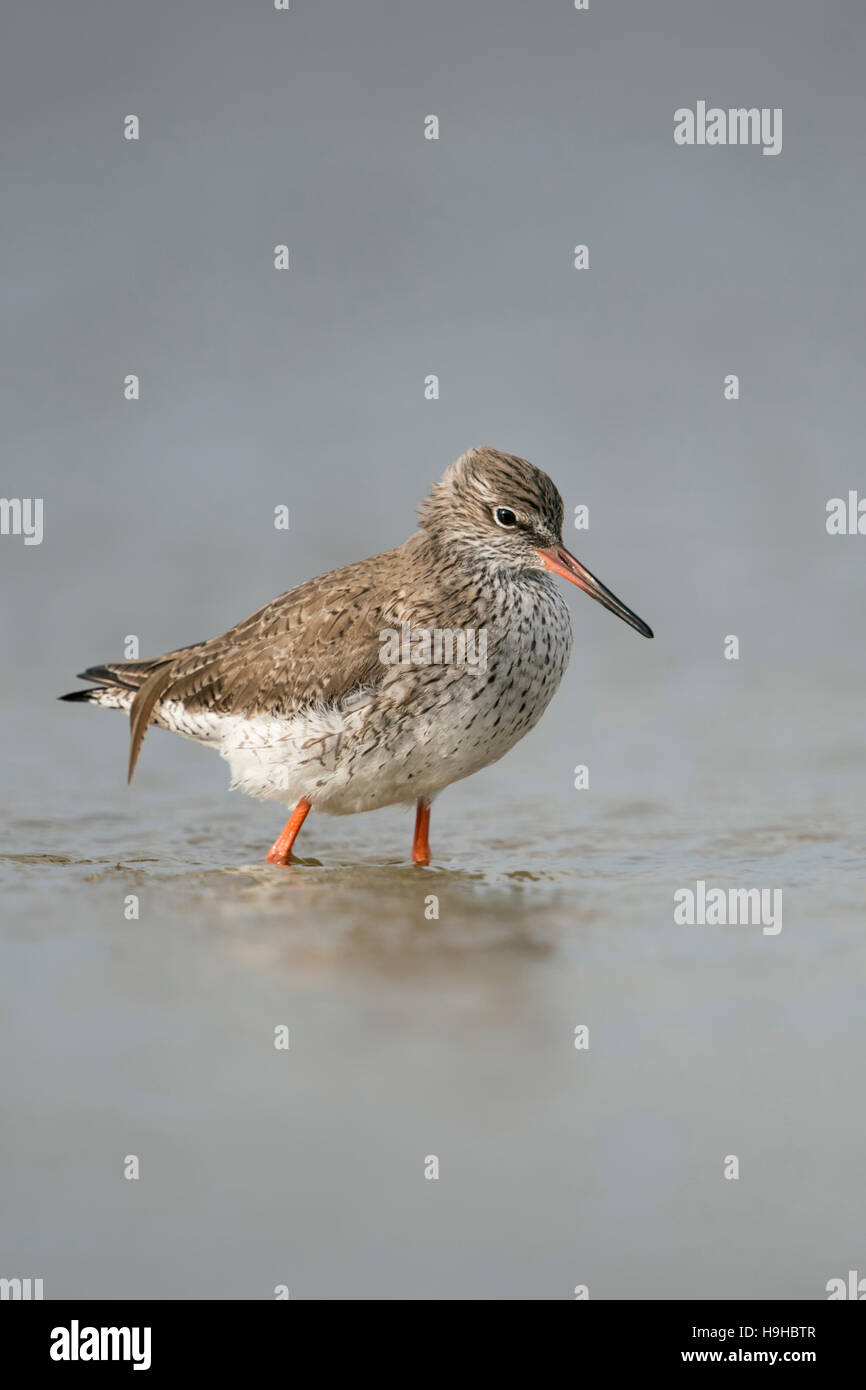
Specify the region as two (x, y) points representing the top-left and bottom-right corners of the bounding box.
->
(266, 797), (312, 864)
(412, 798), (431, 866)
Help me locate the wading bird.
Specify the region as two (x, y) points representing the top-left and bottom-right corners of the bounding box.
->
(62, 447), (653, 864)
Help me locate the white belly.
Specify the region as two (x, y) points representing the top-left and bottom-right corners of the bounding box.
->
(148, 576), (574, 815)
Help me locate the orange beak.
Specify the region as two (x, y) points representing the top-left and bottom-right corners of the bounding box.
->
(536, 545), (654, 639)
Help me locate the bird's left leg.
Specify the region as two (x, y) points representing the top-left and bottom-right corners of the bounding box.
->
(412, 798), (431, 866)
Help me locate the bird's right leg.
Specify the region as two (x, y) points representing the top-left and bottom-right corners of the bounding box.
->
(266, 797), (312, 864)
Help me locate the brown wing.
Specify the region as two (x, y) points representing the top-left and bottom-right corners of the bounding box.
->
(74, 538), (435, 782)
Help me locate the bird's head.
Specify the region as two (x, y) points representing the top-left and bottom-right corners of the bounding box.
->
(418, 446), (653, 638)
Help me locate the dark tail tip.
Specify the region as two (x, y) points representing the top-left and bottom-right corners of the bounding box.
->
(59, 689), (101, 703)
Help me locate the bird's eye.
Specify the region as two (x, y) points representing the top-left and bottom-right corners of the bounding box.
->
(494, 507), (518, 529)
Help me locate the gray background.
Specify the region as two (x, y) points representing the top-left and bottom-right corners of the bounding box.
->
(1, 0), (864, 1299)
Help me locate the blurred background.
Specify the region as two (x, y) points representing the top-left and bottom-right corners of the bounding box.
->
(1, 0), (864, 1298)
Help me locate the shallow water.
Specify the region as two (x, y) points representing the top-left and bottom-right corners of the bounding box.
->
(2, 776), (864, 1299)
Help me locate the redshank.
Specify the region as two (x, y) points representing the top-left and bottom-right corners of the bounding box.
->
(61, 447), (653, 865)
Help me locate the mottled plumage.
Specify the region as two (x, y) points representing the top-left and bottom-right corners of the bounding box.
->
(61, 447), (652, 863)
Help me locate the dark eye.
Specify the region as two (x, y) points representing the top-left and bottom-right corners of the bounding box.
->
(494, 507), (518, 529)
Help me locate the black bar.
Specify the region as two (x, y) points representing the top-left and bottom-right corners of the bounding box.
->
(5, 1299), (862, 1375)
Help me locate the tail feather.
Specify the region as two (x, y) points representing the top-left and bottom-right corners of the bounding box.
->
(126, 663), (176, 783)
(76, 659), (168, 691)
(58, 687), (103, 703)
(59, 655), (178, 778)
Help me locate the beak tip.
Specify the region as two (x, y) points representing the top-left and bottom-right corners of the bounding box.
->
(538, 545), (654, 641)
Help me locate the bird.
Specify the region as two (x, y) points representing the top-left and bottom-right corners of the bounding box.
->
(60, 447), (653, 866)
